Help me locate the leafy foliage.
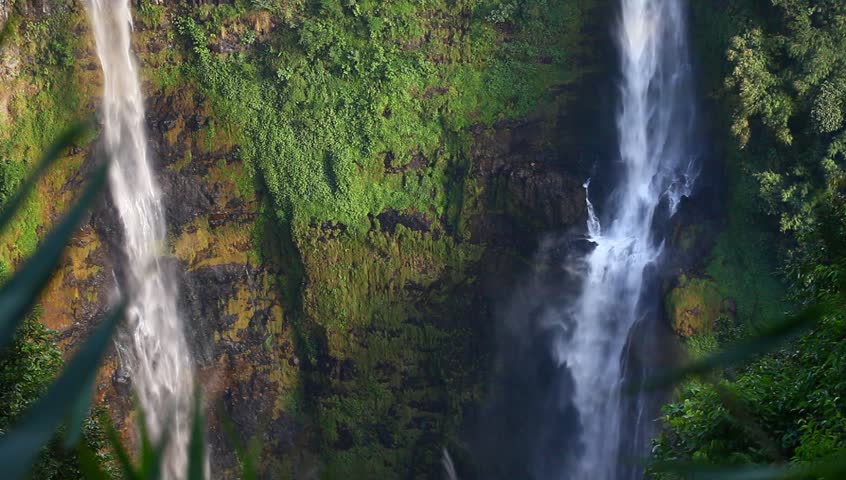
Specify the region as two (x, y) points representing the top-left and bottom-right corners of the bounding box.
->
(0, 310), (112, 479)
(652, 2), (846, 477)
(172, 0), (593, 231)
(717, 0), (846, 234)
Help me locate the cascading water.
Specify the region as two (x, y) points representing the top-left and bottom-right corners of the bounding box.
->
(558, 0), (698, 478)
(469, 1), (699, 477)
(87, 0), (196, 477)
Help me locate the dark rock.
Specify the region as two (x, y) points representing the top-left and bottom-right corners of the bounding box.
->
(159, 172), (213, 230)
(375, 208), (432, 234)
(160, 115), (178, 132)
(209, 212), (228, 228)
(383, 150), (429, 174)
(186, 113), (203, 132)
(179, 262), (245, 366)
(721, 297), (737, 317)
(665, 194), (719, 276)
(502, 161), (587, 228)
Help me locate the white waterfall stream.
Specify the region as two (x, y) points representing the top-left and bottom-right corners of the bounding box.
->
(558, 0), (698, 478)
(86, 0), (196, 477)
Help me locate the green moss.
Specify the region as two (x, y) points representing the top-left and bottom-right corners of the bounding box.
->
(666, 275), (722, 337)
(301, 224), (482, 334)
(0, 6), (89, 265)
(673, 222), (704, 254)
(294, 223), (485, 475)
(172, 0), (595, 231)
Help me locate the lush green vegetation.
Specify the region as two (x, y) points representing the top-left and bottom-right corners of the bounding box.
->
(652, 1), (846, 476)
(156, 0), (600, 476)
(25, 0), (846, 477)
(171, 0), (593, 231)
(0, 310), (114, 478)
(0, 0), (603, 476)
(0, 1), (95, 270)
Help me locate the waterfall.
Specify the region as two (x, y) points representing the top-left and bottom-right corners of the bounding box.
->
(86, 0), (196, 477)
(559, 0), (698, 478)
(583, 179), (601, 238)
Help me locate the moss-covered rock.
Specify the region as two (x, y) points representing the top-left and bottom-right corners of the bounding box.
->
(2, 0), (605, 476)
(665, 275), (722, 337)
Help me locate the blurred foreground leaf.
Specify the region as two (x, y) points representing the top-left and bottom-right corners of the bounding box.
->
(0, 121), (90, 235)
(639, 302), (831, 391)
(0, 158), (105, 350)
(0, 301), (124, 479)
(78, 443), (110, 480)
(649, 449), (846, 480)
(188, 391), (205, 480)
(105, 420), (141, 480)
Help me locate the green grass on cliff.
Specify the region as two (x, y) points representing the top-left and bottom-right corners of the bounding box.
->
(0, 5), (89, 265)
(173, 0), (593, 232)
(165, 0), (598, 476)
(3, 0), (599, 476)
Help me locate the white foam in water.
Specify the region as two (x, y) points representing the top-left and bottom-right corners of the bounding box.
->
(86, 0), (198, 477)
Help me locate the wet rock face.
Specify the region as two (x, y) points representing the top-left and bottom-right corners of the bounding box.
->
(468, 117), (589, 253)
(666, 195), (719, 275)
(142, 92), (302, 474)
(159, 173), (214, 229)
(501, 161), (587, 228)
(660, 187), (725, 338)
(178, 257), (302, 476)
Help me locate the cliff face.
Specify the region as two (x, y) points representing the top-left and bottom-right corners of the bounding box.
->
(1, 0), (604, 477)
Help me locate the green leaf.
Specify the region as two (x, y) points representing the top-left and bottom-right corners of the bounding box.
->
(219, 406), (258, 480)
(77, 444), (110, 480)
(0, 121), (91, 235)
(64, 372), (97, 448)
(0, 160), (106, 350)
(637, 302), (828, 391)
(106, 420), (142, 480)
(187, 390), (205, 480)
(105, 402), (172, 480)
(135, 404), (170, 480)
(0, 300), (124, 480)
